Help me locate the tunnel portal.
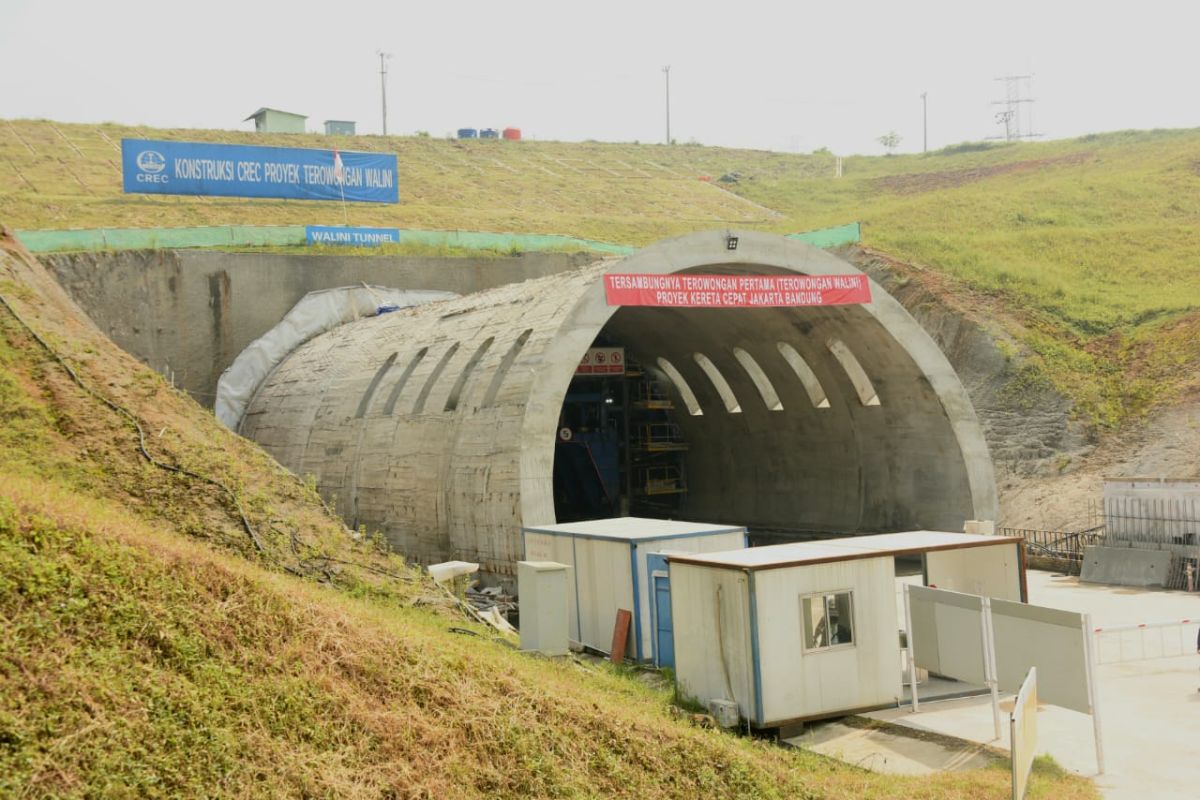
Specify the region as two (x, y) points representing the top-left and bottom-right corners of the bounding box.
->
(237, 231), (997, 578)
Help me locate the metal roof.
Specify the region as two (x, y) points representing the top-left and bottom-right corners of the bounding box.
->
(669, 530), (1023, 571)
(523, 517), (746, 542)
(243, 107), (308, 121)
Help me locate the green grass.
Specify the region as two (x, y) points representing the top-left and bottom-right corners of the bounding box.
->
(0, 478), (1094, 799)
(3, 120), (1200, 424)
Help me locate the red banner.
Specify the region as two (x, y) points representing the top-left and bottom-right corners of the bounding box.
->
(603, 273), (871, 308)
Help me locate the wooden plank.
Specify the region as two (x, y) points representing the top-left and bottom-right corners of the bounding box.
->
(610, 608), (632, 663)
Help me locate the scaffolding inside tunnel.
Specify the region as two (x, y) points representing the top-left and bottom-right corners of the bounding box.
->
(553, 352), (689, 523)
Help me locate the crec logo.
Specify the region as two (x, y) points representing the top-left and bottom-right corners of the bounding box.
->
(136, 150), (166, 173)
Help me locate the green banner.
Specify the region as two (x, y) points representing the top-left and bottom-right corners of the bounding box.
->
(15, 225), (305, 252)
(786, 221), (861, 248)
(16, 222), (860, 255)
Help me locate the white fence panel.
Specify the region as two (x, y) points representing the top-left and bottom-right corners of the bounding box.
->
(1093, 619), (1200, 664)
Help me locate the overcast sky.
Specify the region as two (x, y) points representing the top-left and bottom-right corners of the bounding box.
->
(2, 0), (1195, 155)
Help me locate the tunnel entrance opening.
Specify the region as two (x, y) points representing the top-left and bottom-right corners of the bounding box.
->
(551, 293), (981, 545)
(552, 338), (688, 524)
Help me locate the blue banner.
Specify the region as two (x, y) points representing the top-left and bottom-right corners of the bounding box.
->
(306, 226), (400, 247)
(122, 139), (398, 203)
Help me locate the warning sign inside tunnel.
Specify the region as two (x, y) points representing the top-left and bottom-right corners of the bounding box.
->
(603, 273), (871, 308)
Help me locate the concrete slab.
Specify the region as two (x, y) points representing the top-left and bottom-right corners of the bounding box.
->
(1081, 545), (1172, 588)
(784, 720), (997, 775)
(882, 569), (1200, 799)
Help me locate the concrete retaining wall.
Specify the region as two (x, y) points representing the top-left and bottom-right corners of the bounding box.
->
(43, 249), (598, 405)
(1081, 545), (1173, 588)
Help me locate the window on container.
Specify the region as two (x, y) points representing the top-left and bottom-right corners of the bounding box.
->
(693, 352), (741, 414)
(412, 342), (460, 413)
(655, 357), (703, 416)
(732, 347), (782, 411)
(776, 342), (829, 409)
(826, 338), (881, 406)
(801, 591), (855, 651)
(483, 329), (532, 407)
(355, 352), (397, 418)
(382, 347), (428, 415)
(444, 337), (494, 412)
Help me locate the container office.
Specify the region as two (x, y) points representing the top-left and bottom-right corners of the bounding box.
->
(522, 517), (747, 661)
(668, 531), (1025, 728)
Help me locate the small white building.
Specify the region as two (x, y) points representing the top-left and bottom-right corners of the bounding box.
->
(668, 531), (1025, 728)
(522, 517), (747, 662)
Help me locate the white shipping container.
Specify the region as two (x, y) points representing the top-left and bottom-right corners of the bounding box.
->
(669, 531), (1025, 727)
(522, 517), (747, 660)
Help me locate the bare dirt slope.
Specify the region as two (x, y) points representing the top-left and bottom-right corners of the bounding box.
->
(998, 394), (1200, 530)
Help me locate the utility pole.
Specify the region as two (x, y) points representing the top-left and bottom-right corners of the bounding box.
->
(662, 65), (671, 145)
(377, 51), (393, 136)
(921, 91), (928, 153)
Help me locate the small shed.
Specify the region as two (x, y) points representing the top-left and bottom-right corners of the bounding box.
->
(244, 107), (307, 134)
(323, 119), (356, 136)
(668, 531), (1025, 728)
(522, 517), (747, 662)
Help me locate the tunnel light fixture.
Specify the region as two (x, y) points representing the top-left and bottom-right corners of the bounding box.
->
(655, 357), (703, 416)
(693, 352), (742, 414)
(732, 347), (783, 411)
(776, 342), (830, 409)
(827, 338), (881, 407)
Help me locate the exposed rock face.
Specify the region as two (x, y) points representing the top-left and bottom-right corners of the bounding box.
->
(845, 246), (1094, 491)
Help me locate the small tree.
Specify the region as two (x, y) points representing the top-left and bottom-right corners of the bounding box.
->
(877, 131), (902, 155)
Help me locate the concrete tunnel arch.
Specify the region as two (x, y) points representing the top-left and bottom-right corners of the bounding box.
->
(238, 231), (997, 578)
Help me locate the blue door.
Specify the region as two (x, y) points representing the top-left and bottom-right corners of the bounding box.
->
(653, 573), (674, 668)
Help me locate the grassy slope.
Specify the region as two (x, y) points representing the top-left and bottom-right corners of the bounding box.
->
(0, 232), (1093, 798)
(3, 120), (1199, 425)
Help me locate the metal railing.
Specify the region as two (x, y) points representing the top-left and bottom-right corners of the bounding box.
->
(1093, 619), (1200, 664)
(1000, 526), (1105, 570)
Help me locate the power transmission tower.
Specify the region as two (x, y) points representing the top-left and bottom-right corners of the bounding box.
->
(988, 75), (1040, 141)
(377, 51), (393, 136)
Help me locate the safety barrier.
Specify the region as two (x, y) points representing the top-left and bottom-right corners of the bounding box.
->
(1092, 618), (1200, 664)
